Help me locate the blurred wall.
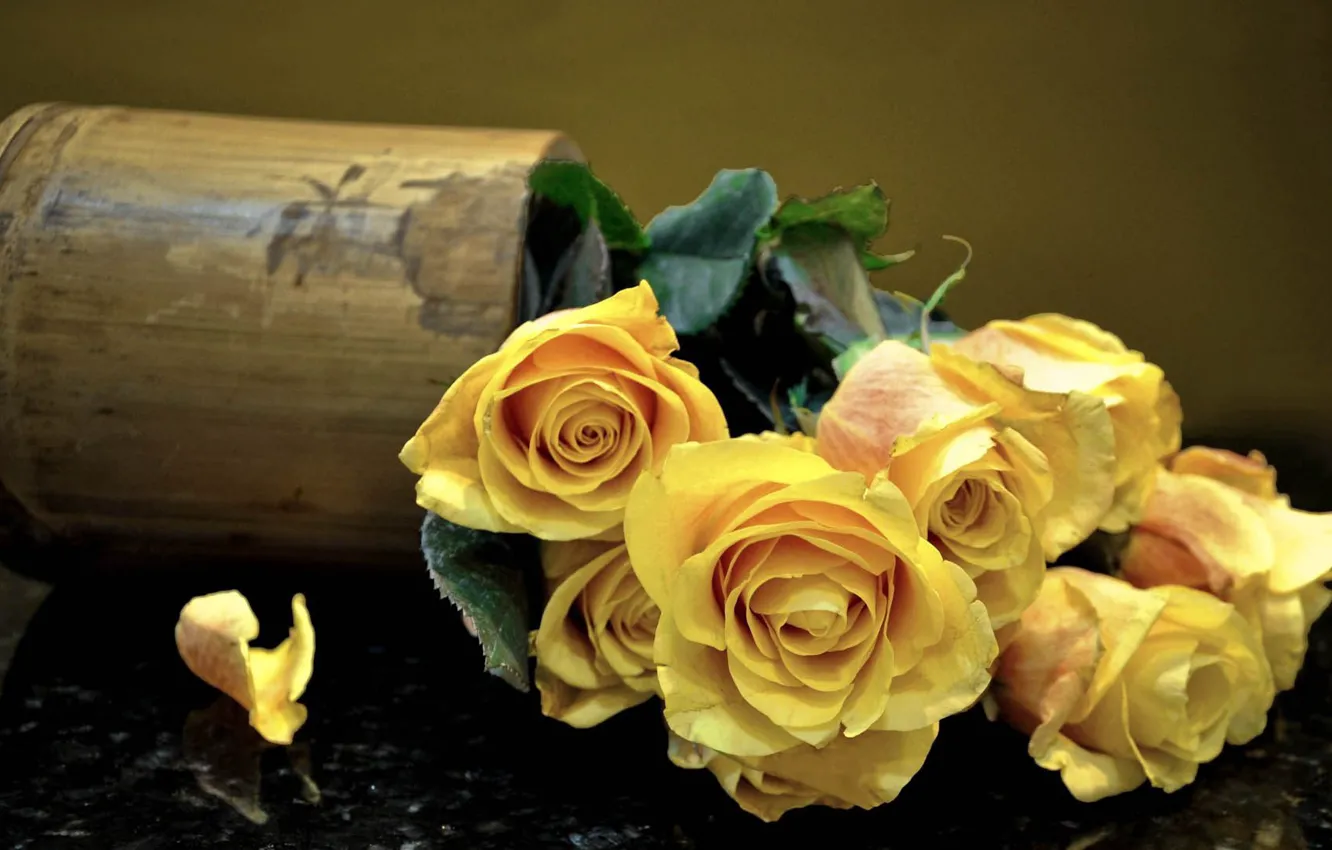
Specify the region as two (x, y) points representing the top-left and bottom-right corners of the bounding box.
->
(1, 0), (1329, 440)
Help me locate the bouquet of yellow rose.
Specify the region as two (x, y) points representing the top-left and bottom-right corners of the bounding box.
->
(397, 163), (1332, 821)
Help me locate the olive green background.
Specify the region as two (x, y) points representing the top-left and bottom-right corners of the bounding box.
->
(2, 0), (1329, 440)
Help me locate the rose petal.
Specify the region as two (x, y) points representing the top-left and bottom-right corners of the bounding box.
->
(654, 620), (802, 757)
(875, 556), (997, 731)
(1031, 731), (1147, 802)
(1169, 447), (1278, 499)
(175, 592), (314, 745)
(1121, 529), (1218, 593)
(400, 351), (523, 533)
(1056, 569), (1167, 721)
(1260, 503), (1332, 595)
(738, 432), (818, 453)
(1133, 470), (1275, 588)
(504, 282), (679, 360)
(535, 665), (653, 729)
(535, 543), (625, 690)
(1151, 585), (1273, 746)
(816, 340), (995, 482)
(996, 571), (1103, 754)
(478, 434), (622, 539)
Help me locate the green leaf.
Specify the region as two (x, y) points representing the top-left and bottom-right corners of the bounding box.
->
(832, 337), (879, 380)
(772, 225), (888, 343)
(636, 169), (779, 334)
(764, 184), (916, 277)
(768, 183), (889, 246)
(528, 160), (649, 252)
(420, 512), (536, 692)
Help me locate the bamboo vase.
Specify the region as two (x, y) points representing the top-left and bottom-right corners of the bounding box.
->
(0, 103), (582, 564)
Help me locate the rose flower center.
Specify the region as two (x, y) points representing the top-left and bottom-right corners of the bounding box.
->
(547, 399), (627, 471)
(933, 475), (1011, 550)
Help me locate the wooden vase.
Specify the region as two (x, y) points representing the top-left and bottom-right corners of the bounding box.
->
(0, 103), (582, 565)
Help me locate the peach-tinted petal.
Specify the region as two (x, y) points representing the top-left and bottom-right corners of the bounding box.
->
(176, 592), (315, 745)
(1127, 447), (1332, 692)
(994, 570), (1102, 749)
(1170, 447), (1277, 500)
(1121, 528), (1217, 592)
(953, 323), (1130, 397)
(176, 591), (260, 710)
(1133, 470), (1273, 588)
(816, 340), (994, 482)
(1022, 314), (1136, 357)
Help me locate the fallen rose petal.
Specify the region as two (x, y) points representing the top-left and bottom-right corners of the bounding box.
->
(175, 591), (315, 745)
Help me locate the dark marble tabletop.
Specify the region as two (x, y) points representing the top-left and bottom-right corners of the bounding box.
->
(2, 434), (1332, 850)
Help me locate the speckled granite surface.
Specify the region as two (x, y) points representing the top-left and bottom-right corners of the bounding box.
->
(1, 435), (1330, 849)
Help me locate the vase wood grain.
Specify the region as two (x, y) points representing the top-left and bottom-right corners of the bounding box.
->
(0, 103), (581, 565)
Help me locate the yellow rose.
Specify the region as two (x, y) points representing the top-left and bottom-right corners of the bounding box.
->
(816, 341), (1060, 629)
(624, 439), (996, 759)
(1120, 447), (1332, 691)
(930, 343), (1118, 557)
(737, 430), (816, 452)
(952, 314), (1182, 531)
(995, 568), (1274, 801)
(666, 725), (937, 822)
(533, 539), (661, 727)
(399, 283), (729, 540)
